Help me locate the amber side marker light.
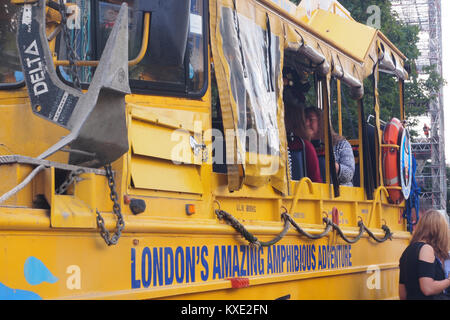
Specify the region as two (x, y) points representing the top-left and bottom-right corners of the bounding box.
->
(185, 204), (196, 215)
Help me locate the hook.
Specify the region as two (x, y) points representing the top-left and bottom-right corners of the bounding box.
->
(213, 200), (221, 212)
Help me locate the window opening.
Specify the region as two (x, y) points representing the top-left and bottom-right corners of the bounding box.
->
(0, 0), (24, 88)
(332, 79), (360, 187)
(211, 70), (227, 174)
(56, 0), (207, 96)
(282, 58), (323, 183)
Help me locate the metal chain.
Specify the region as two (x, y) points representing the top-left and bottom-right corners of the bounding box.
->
(284, 213), (333, 240)
(215, 208), (392, 246)
(215, 209), (290, 247)
(56, 168), (85, 195)
(363, 223), (393, 243)
(331, 219), (365, 244)
(96, 164), (125, 246)
(59, 0), (81, 90)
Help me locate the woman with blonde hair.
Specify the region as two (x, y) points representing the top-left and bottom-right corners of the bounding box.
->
(399, 209), (450, 299)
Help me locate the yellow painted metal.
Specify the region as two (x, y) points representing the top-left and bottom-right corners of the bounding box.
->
(382, 144), (401, 149)
(43, 167), (97, 229)
(0, 168), (409, 299)
(130, 156), (203, 194)
(10, 0), (38, 3)
(131, 118), (202, 165)
(374, 59), (384, 188)
(0, 0), (413, 300)
(0, 220), (409, 299)
(51, 195), (96, 228)
(256, 0), (365, 64)
(0, 91), (69, 162)
(322, 78), (332, 186)
(307, 9), (377, 63)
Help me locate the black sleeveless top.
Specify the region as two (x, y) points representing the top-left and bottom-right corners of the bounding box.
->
(399, 241), (446, 300)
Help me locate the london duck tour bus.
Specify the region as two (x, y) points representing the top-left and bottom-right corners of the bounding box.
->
(0, 0), (413, 299)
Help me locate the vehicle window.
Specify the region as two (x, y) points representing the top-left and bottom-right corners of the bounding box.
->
(330, 79), (359, 140)
(128, 0), (206, 94)
(0, 0), (24, 86)
(57, 0), (206, 96)
(57, 0), (137, 85)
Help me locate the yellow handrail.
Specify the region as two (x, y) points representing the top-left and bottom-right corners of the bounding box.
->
(289, 177), (314, 214)
(367, 186), (390, 227)
(381, 144), (400, 149)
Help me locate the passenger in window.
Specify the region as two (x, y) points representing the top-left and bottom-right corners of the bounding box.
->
(304, 107), (355, 186)
(283, 69), (321, 183)
(303, 106), (325, 182)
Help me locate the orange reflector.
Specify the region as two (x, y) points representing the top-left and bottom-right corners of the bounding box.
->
(229, 278), (249, 289)
(185, 204), (196, 215)
(123, 195), (131, 205)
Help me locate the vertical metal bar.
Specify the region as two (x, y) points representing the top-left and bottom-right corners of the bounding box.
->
(357, 99), (364, 192)
(373, 49), (383, 187)
(337, 79), (342, 136)
(399, 79), (405, 121)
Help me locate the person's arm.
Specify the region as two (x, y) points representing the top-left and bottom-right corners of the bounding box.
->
(418, 244), (450, 296)
(399, 252), (407, 300)
(399, 283), (407, 300)
(335, 140), (355, 185)
(304, 140), (322, 183)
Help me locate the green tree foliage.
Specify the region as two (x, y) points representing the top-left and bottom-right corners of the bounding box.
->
(288, 0), (445, 137)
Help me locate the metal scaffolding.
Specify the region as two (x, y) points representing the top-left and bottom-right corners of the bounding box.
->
(391, 0), (446, 212)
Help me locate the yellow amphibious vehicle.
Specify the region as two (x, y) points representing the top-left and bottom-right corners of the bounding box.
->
(0, 0), (413, 299)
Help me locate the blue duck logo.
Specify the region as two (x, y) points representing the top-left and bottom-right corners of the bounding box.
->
(0, 257), (58, 300)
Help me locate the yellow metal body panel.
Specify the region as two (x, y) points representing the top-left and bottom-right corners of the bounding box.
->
(51, 195), (96, 228)
(130, 156), (203, 194)
(0, 91), (69, 162)
(131, 119), (202, 165)
(0, 205), (409, 299)
(42, 167), (96, 229)
(307, 9), (377, 62)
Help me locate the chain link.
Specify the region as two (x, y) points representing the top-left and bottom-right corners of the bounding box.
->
(56, 168), (85, 195)
(216, 208), (392, 246)
(96, 164), (125, 246)
(58, 0), (81, 90)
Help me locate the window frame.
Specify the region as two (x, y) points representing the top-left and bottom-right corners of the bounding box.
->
(0, 1), (25, 90)
(127, 0), (209, 99)
(0, 81), (25, 90)
(56, 0), (209, 99)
